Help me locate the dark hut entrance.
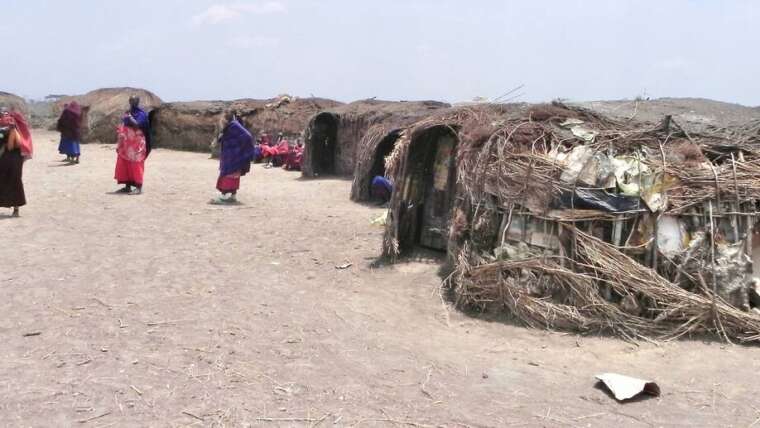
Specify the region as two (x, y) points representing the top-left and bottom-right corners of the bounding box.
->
(398, 126), (458, 252)
(367, 131), (400, 201)
(311, 112), (338, 175)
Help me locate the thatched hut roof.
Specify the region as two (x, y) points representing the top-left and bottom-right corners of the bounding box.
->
(0, 91), (28, 115)
(53, 87), (162, 143)
(302, 99), (449, 178)
(383, 101), (760, 344)
(347, 101), (456, 201)
(151, 97), (341, 152)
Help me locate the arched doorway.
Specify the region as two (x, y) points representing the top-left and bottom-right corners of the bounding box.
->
(311, 113), (338, 175)
(397, 126), (458, 252)
(367, 131), (400, 201)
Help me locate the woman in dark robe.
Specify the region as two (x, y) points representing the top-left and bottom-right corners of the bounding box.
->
(211, 110), (255, 204)
(56, 101), (83, 163)
(0, 108), (33, 217)
(114, 96), (151, 195)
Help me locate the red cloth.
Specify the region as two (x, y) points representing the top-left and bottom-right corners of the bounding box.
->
(284, 146), (303, 171)
(0, 112), (33, 159)
(274, 140), (289, 155)
(115, 156), (145, 186)
(260, 141), (290, 159)
(216, 175), (240, 193)
(259, 145), (275, 158)
(116, 125), (147, 162)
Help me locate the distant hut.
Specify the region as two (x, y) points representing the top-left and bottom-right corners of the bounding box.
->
(301, 100), (449, 179)
(383, 101), (760, 344)
(52, 87), (162, 144)
(151, 96), (341, 152)
(0, 91), (28, 115)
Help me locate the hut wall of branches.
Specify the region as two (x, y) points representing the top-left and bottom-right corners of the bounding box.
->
(384, 102), (760, 343)
(152, 97), (341, 153)
(302, 100), (449, 179)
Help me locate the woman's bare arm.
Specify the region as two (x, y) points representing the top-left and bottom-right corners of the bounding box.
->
(6, 129), (20, 150)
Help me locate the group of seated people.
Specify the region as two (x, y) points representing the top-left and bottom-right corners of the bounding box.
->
(252, 131), (393, 205)
(255, 132), (303, 171)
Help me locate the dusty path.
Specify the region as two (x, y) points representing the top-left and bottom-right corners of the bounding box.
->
(1, 130), (759, 427)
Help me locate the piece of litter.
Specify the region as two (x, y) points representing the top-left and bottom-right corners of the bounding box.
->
(335, 263), (353, 270)
(560, 118), (585, 127)
(22, 331), (42, 337)
(595, 373), (660, 401)
(370, 211), (389, 226)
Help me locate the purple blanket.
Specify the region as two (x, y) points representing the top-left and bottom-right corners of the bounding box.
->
(219, 119), (255, 177)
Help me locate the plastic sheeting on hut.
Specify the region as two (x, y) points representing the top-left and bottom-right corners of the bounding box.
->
(151, 96), (341, 153)
(383, 102), (760, 343)
(301, 100), (449, 180)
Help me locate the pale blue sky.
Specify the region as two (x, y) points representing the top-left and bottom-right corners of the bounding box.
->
(2, 0), (758, 105)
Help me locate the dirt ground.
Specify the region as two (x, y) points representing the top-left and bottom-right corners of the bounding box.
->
(1, 130), (760, 427)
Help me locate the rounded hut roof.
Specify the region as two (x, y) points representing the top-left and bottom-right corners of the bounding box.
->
(151, 96), (342, 152)
(54, 87), (163, 143)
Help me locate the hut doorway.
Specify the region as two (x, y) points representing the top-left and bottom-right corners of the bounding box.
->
(367, 131), (400, 200)
(400, 126), (458, 252)
(311, 113), (338, 175)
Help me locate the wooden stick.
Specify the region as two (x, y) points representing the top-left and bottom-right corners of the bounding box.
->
(709, 201), (718, 323)
(77, 411), (111, 424)
(731, 153), (741, 241)
(255, 417), (323, 423)
(182, 411), (204, 421)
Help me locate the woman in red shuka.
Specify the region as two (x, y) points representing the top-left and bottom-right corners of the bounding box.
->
(114, 96), (151, 195)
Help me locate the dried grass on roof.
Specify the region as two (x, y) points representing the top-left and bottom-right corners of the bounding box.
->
(384, 101), (760, 343)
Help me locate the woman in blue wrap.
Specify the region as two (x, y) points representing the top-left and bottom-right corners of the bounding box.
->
(211, 110), (256, 204)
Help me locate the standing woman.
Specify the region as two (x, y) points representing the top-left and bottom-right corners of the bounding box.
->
(56, 101), (83, 163)
(114, 96), (151, 195)
(211, 110), (255, 204)
(0, 108), (33, 217)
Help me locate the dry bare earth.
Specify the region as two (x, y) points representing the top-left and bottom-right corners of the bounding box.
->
(1, 130), (759, 427)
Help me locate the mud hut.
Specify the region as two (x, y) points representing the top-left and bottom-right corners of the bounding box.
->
(383, 102), (760, 343)
(0, 91), (28, 115)
(301, 100), (449, 179)
(381, 104), (522, 253)
(348, 101), (453, 202)
(52, 88), (162, 144)
(151, 96), (341, 153)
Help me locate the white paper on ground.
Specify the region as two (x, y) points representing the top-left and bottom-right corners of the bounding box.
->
(595, 373), (661, 401)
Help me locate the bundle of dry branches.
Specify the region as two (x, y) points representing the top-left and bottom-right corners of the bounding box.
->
(456, 229), (760, 343)
(439, 103), (760, 343)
